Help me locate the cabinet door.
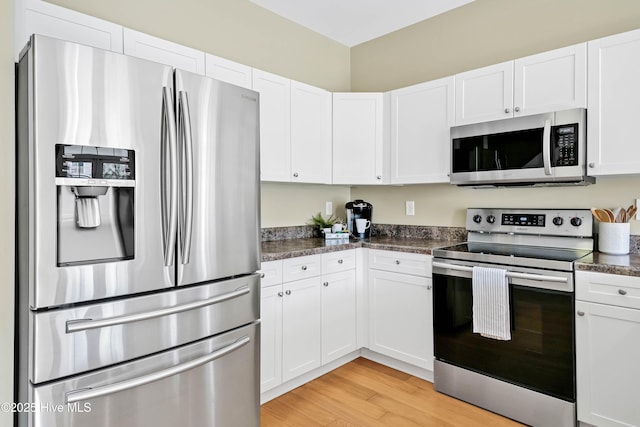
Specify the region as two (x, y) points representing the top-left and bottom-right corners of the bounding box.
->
(368, 269), (432, 369)
(514, 43), (586, 117)
(587, 29), (640, 176)
(260, 285), (283, 393)
(455, 61), (514, 125)
(252, 69), (291, 182)
(321, 270), (357, 364)
(290, 81), (332, 183)
(123, 29), (205, 74)
(332, 93), (385, 185)
(281, 277), (321, 382)
(205, 53), (252, 89)
(15, 0), (123, 58)
(576, 300), (640, 427)
(390, 77), (454, 184)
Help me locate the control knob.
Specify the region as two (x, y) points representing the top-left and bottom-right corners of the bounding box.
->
(552, 216), (564, 226)
(486, 215), (496, 224)
(472, 214), (482, 224)
(570, 217), (582, 227)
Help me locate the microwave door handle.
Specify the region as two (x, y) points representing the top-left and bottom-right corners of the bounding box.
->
(543, 119), (552, 175)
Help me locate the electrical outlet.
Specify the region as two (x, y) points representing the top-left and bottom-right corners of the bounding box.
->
(406, 201), (415, 216)
(325, 201), (333, 215)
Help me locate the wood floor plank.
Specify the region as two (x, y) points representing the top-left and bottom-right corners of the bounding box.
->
(261, 358), (524, 427)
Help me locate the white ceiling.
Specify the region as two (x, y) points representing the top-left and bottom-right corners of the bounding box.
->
(249, 0), (475, 47)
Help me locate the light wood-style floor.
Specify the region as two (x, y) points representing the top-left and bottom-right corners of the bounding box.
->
(261, 358), (524, 427)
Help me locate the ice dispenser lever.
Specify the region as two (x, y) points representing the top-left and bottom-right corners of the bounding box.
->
(72, 186), (109, 228)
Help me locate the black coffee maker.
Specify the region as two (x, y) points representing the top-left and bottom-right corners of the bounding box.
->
(345, 200), (373, 239)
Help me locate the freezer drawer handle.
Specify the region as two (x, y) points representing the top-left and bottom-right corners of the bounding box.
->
(66, 285), (251, 333)
(432, 261), (568, 283)
(65, 335), (251, 404)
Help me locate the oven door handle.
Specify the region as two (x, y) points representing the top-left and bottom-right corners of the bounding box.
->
(432, 261), (568, 283)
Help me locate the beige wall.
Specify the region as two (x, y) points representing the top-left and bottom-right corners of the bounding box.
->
(1, 0), (14, 424)
(351, 0), (640, 92)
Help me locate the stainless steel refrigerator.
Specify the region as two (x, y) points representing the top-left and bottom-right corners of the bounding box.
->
(16, 35), (261, 427)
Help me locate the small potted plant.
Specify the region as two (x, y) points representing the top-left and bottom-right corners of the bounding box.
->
(307, 212), (340, 237)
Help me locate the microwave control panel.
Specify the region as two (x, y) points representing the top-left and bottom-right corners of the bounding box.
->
(552, 124), (578, 167)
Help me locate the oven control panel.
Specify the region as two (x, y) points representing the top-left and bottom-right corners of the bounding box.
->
(467, 208), (592, 237)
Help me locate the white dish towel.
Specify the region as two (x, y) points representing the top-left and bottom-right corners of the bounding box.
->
(472, 266), (511, 341)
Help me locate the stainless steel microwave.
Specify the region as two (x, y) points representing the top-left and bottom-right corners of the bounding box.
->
(449, 108), (593, 187)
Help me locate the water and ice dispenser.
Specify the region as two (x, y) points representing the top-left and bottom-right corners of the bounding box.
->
(55, 144), (135, 266)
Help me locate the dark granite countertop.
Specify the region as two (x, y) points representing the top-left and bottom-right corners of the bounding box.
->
(261, 236), (461, 262)
(576, 252), (640, 277)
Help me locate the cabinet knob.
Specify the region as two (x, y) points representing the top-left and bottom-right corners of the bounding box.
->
(588, 162), (595, 168)
(285, 290), (291, 295)
(504, 108), (510, 114)
(618, 289), (627, 295)
(278, 291), (283, 297)
(293, 172), (299, 178)
(376, 175), (382, 180)
(323, 282), (329, 287)
(395, 260), (400, 265)
(427, 285), (432, 290)
(514, 106), (520, 112)
(338, 259), (344, 264)
(577, 310), (585, 316)
(301, 265), (307, 271)
(260, 272), (266, 278)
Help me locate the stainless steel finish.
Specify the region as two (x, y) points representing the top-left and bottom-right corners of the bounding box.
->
(31, 274), (259, 383)
(278, 291), (284, 297)
(301, 265), (308, 270)
(434, 360), (576, 427)
(323, 282), (329, 287)
(504, 108), (510, 113)
(66, 286), (251, 333)
(174, 69), (260, 286)
(260, 272), (266, 278)
(376, 175), (382, 179)
(543, 119), (552, 175)
(395, 260), (400, 265)
(162, 86), (179, 269)
(619, 289), (627, 295)
(338, 259), (344, 264)
(74, 197), (101, 228)
(432, 258), (574, 292)
(427, 285), (432, 290)
(450, 108), (589, 187)
(66, 336), (250, 403)
(515, 106), (520, 112)
(55, 177), (136, 187)
(589, 162), (595, 168)
(432, 261), (569, 284)
(285, 290), (292, 295)
(177, 91), (194, 266)
(30, 323), (259, 427)
(293, 172), (299, 177)
(577, 310), (585, 316)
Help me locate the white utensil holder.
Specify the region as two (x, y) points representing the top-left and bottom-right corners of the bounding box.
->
(598, 222), (630, 255)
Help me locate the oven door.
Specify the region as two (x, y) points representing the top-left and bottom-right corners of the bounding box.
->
(432, 259), (575, 402)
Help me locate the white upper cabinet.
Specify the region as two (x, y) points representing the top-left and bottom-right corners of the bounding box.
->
(290, 81), (332, 184)
(123, 29), (205, 74)
(390, 76), (454, 184)
(253, 69), (292, 182)
(587, 29), (640, 176)
(205, 54), (253, 89)
(455, 43), (586, 125)
(332, 93), (386, 185)
(15, 0), (123, 58)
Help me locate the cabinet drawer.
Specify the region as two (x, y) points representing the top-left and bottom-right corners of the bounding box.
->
(282, 254), (321, 283)
(576, 271), (640, 309)
(259, 260), (283, 288)
(369, 250), (431, 277)
(322, 249), (356, 274)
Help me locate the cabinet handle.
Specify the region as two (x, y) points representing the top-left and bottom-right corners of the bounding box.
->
(577, 310), (585, 316)
(588, 162), (595, 168)
(285, 290), (291, 295)
(427, 285), (432, 290)
(323, 282), (329, 287)
(618, 289), (627, 295)
(260, 272), (266, 278)
(504, 108), (510, 114)
(338, 259), (344, 264)
(301, 265), (307, 271)
(395, 260), (400, 265)
(376, 175), (382, 180)
(277, 291), (283, 297)
(514, 106), (520, 112)
(293, 172), (299, 178)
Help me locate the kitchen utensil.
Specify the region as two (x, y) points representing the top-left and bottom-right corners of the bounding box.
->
(591, 208), (611, 223)
(615, 208), (626, 224)
(603, 208), (616, 223)
(627, 206), (637, 221)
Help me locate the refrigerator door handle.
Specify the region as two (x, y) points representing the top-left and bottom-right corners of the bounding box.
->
(65, 285), (251, 333)
(161, 86), (179, 267)
(64, 335), (251, 404)
(178, 91), (194, 265)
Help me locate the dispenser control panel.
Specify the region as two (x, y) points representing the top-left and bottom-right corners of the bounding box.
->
(55, 144), (135, 186)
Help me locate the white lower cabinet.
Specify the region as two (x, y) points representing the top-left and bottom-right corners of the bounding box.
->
(368, 250), (433, 370)
(576, 271), (640, 427)
(321, 269), (357, 364)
